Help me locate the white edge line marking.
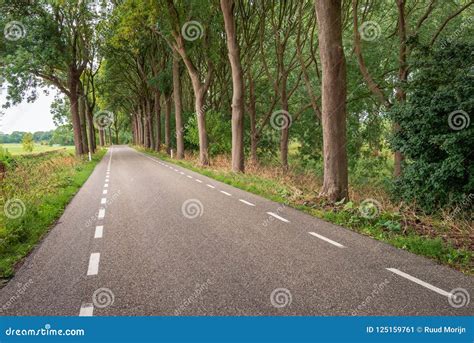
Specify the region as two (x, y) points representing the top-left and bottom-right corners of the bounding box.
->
(98, 208), (106, 219)
(79, 304), (94, 316)
(239, 199), (256, 207)
(87, 253), (100, 276)
(220, 190), (232, 196)
(103, 190), (108, 195)
(386, 268), (452, 298)
(267, 212), (289, 223)
(95, 226), (103, 238)
(207, 184), (215, 189)
(308, 232), (345, 248)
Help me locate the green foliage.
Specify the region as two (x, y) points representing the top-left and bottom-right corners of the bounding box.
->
(185, 111), (231, 156)
(389, 42), (474, 212)
(21, 133), (34, 152)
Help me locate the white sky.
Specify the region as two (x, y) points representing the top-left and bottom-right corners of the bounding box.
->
(0, 87), (57, 134)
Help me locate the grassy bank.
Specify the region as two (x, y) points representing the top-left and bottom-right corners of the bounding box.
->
(139, 147), (472, 275)
(0, 149), (105, 280)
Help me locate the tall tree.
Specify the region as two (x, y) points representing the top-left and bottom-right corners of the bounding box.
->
(221, 0), (245, 172)
(315, 0), (349, 201)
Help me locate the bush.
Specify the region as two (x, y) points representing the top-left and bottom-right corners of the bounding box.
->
(389, 42), (474, 212)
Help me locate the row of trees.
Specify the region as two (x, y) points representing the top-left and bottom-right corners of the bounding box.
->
(1, 0), (472, 205)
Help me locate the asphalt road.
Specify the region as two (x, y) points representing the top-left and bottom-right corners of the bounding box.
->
(0, 146), (472, 316)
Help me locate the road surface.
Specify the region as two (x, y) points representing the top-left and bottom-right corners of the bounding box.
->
(0, 146), (472, 316)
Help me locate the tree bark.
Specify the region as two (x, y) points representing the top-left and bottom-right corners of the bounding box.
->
(221, 0), (245, 172)
(173, 53), (184, 159)
(68, 74), (83, 156)
(248, 73), (258, 165)
(77, 84), (89, 154)
(165, 96), (171, 154)
(155, 91), (162, 151)
(315, 0), (349, 202)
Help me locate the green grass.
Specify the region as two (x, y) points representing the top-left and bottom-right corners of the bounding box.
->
(0, 149), (105, 279)
(0, 143), (75, 156)
(139, 147), (472, 274)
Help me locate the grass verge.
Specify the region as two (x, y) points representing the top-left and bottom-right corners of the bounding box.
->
(138, 147), (472, 275)
(0, 149), (106, 280)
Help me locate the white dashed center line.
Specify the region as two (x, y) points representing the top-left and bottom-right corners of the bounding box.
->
(207, 184), (215, 189)
(87, 253), (101, 276)
(103, 190), (108, 195)
(104, 183), (108, 188)
(95, 226), (103, 239)
(239, 199), (255, 206)
(308, 232), (345, 248)
(195, 179), (203, 183)
(79, 303), (94, 316)
(187, 175), (193, 179)
(100, 198), (107, 205)
(267, 212), (289, 223)
(180, 172), (185, 175)
(98, 208), (106, 219)
(386, 268), (453, 298)
(220, 190), (232, 196)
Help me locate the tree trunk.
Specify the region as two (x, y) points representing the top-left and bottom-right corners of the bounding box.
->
(221, 0), (245, 172)
(280, 73), (290, 169)
(394, 0), (407, 178)
(146, 97), (154, 149)
(78, 91), (89, 154)
(165, 96), (171, 154)
(155, 91), (162, 151)
(315, 0), (349, 202)
(248, 73), (258, 165)
(68, 74), (84, 156)
(173, 53), (184, 159)
(85, 106), (95, 154)
(194, 89), (209, 165)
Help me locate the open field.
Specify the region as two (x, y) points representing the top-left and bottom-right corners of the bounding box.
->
(0, 143), (75, 156)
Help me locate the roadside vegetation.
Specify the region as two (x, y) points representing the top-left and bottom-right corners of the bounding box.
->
(0, 148), (105, 281)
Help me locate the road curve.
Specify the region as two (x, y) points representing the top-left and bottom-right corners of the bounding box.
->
(0, 146), (472, 316)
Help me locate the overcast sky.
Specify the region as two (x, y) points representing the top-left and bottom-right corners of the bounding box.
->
(0, 87), (57, 134)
